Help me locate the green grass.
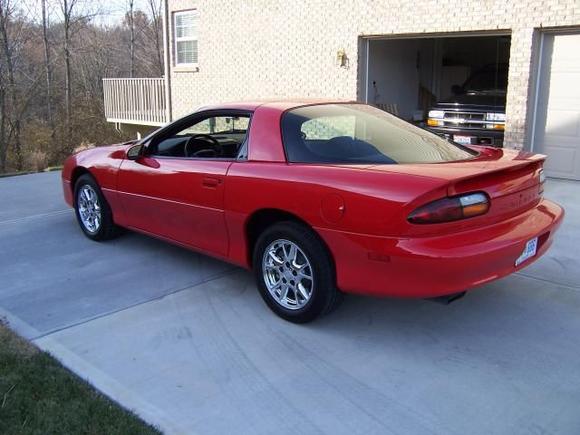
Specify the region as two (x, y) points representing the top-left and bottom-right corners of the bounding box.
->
(0, 320), (161, 435)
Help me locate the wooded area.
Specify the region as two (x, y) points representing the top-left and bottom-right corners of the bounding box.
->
(0, 0), (163, 174)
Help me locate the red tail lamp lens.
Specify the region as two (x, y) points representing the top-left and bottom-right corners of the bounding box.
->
(408, 193), (489, 224)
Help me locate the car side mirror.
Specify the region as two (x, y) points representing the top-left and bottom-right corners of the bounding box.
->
(451, 85), (464, 95)
(127, 144), (143, 160)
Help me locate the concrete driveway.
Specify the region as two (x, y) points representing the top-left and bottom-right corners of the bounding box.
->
(1, 171), (579, 435)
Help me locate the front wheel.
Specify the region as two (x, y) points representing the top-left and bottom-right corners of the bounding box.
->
(253, 222), (342, 323)
(74, 174), (120, 241)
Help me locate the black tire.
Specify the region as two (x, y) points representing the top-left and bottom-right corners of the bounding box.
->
(253, 221), (342, 323)
(74, 174), (120, 241)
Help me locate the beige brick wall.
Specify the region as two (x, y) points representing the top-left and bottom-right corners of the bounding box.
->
(167, 0), (580, 150)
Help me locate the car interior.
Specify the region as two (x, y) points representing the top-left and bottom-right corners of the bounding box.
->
(149, 114), (251, 159)
(300, 136), (396, 164)
(290, 114), (397, 164)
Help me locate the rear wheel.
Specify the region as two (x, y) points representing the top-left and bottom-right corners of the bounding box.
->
(74, 174), (119, 241)
(253, 221), (342, 323)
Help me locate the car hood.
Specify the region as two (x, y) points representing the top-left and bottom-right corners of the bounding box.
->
(75, 141), (135, 159)
(436, 91), (506, 111)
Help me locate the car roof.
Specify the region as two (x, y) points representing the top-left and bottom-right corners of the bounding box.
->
(199, 99), (358, 112)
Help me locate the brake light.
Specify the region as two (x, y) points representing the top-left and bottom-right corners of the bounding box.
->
(408, 193), (490, 224)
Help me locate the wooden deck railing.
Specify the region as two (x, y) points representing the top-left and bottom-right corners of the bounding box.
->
(103, 78), (168, 126)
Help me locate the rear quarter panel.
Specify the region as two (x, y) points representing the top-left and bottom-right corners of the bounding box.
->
(224, 162), (448, 267)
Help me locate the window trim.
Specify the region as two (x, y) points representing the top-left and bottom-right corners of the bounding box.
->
(143, 109), (254, 161)
(173, 10), (199, 68)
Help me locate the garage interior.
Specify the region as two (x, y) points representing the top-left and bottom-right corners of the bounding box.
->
(364, 34), (511, 126)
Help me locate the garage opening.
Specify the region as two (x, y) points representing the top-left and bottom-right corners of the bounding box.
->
(363, 34), (511, 147)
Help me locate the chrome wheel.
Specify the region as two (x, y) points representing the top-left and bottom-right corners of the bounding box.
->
(77, 185), (101, 234)
(262, 239), (314, 310)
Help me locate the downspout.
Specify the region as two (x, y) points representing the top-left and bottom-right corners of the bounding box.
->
(162, 0), (172, 123)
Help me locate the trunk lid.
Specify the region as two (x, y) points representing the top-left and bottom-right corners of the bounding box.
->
(361, 147), (545, 236)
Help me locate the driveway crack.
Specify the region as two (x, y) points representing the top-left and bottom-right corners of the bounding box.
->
(514, 271), (580, 292)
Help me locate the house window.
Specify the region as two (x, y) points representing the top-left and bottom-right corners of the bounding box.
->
(174, 10), (198, 66)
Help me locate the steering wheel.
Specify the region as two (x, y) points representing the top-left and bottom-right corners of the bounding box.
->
(184, 134), (221, 158)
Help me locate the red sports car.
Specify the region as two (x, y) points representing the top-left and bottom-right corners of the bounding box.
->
(62, 101), (564, 322)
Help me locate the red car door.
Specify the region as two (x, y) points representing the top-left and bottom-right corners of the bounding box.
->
(116, 156), (232, 257)
(115, 110), (252, 258)
(117, 110), (251, 257)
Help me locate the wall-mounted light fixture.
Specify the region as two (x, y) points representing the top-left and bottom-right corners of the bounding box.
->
(336, 48), (348, 68)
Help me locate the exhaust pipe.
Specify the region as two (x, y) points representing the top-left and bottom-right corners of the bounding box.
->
(428, 291), (466, 305)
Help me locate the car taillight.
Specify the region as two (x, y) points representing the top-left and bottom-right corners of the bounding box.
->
(539, 169), (546, 196)
(408, 193), (490, 224)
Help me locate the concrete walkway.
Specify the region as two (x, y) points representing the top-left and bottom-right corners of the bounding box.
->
(1, 171), (579, 434)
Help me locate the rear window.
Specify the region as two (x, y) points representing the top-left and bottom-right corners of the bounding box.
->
(281, 104), (477, 164)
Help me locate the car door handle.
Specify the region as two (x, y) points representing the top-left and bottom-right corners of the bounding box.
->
(202, 177), (222, 188)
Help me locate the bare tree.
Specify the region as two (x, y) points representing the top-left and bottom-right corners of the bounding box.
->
(41, 0), (53, 131)
(127, 0), (135, 77)
(60, 0), (74, 150)
(121, 3), (163, 77)
(0, 50), (6, 171)
(146, 0), (163, 76)
(0, 0), (23, 169)
(0, 1), (162, 173)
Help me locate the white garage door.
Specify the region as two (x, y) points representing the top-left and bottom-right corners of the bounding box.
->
(535, 33), (580, 180)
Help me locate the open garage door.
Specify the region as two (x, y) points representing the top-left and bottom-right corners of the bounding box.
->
(363, 33), (510, 147)
(533, 32), (580, 180)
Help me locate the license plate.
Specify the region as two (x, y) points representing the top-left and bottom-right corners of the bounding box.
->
(515, 237), (538, 266)
(453, 135), (474, 145)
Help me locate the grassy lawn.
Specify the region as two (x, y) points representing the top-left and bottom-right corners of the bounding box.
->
(0, 321), (160, 434)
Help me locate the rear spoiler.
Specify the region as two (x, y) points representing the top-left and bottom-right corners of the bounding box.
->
(448, 155), (545, 197)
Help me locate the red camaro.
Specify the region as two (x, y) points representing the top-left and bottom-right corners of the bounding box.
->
(62, 101), (564, 322)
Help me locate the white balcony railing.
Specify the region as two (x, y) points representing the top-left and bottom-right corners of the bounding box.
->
(103, 77), (168, 126)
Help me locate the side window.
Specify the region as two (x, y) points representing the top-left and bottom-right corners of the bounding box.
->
(301, 115), (356, 140)
(179, 116), (250, 136)
(150, 114), (251, 159)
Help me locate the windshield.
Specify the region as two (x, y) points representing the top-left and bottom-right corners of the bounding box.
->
(463, 67), (508, 92)
(281, 104), (477, 164)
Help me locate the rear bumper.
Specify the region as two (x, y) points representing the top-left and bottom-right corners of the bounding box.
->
(317, 199), (564, 298)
